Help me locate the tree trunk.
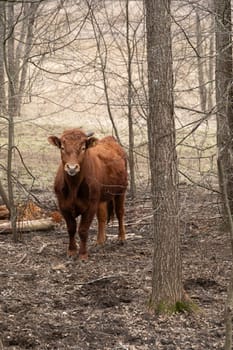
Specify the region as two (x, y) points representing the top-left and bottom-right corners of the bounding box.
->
(0, 2), (6, 115)
(6, 2), (18, 242)
(218, 158), (233, 350)
(87, 1), (121, 144)
(215, 0), (233, 214)
(195, 9), (207, 113)
(207, 2), (214, 112)
(215, 2), (233, 346)
(16, 2), (39, 115)
(126, 0), (136, 198)
(145, 0), (182, 312)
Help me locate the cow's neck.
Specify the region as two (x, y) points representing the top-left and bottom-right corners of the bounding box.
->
(64, 172), (84, 195)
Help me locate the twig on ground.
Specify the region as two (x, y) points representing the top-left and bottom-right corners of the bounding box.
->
(107, 233), (142, 239)
(18, 253), (27, 264)
(0, 271), (35, 278)
(38, 243), (49, 254)
(75, 274), (125, 286)
(109, 214), (152, 228)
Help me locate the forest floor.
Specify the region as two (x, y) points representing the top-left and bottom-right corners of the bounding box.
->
(0, 185), (230, 350)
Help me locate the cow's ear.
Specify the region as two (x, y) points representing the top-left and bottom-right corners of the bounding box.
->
(48, 136), (61, 148)
(86, 137), (98, 148)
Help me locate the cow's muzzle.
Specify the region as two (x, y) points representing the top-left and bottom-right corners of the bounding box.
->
(64, 163), (80, 176)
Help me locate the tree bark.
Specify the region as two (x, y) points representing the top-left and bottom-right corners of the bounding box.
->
(126, 0), (136, 198)
(145, 0), (182, 311)
(207, 2), (214, 112)
(195, 9), (207, 113)
(6, 2), (18, 242)
(0, 2), (6, 115)
(218, 158), (233, 350)
(215, 0), (233, 214)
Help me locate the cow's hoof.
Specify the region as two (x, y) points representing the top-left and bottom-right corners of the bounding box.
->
(117, 239), (125, 246)
(67, 250), (78, 259)
(95, 240), (106, 247)
(94, 241), (107, 254)
(79, 253), (88, 261)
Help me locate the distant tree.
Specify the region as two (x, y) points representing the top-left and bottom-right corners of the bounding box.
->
(145, 0), (183, 311)
(195, 7), (207, 113)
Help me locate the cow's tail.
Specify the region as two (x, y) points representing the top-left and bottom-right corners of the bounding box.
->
(107, 199), (115, 223)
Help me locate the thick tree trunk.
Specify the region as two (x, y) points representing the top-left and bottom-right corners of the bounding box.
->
(215, 1), (233, 347)
(218, 158), (233, 350)
(145, 0), (182, 311)
(215, 0), (233, 214)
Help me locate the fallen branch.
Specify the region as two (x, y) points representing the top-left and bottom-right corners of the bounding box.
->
(0, 205), (9, 219)
(109, 214), (153, 228)
(0, 271), (35, 278)
(18, 253), (27, 264)
(0, 218), (55, 233)
(107, 233), (143, 240)
(75, 274), (125, 286)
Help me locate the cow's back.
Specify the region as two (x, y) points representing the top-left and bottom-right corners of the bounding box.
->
(83, 136), (128, 196)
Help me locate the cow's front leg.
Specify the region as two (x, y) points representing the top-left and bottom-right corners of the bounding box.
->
(62, 212), (77, 257)
(78, 209), (96, 260)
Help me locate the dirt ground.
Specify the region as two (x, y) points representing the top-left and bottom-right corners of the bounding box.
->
(0, 185), (230, 349)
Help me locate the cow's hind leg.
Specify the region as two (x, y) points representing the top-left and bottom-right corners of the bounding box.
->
(62, 212), (78, 257)
(96, 201), (107, 245)
(114, 194), (126, 242)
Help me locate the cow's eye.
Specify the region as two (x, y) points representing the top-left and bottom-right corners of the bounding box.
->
(60, 145), (65, 152)
(81, 145), (86, 152)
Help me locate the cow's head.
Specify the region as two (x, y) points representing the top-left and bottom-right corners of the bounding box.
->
(48, 129), (97, 176)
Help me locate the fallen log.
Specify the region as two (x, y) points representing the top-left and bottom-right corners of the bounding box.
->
(0, 205), (9, 220)
(0, 218), (55, 233)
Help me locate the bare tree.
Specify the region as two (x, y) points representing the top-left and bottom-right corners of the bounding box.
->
(125, 0), (136, 198)
(145, 0), (183, 311)
(218, 157), (233, 350)
(214, 0), (233, 214)
(195, 8), (207, 113)
(0, 1), (39, 240)
(214, 0), (233, 348)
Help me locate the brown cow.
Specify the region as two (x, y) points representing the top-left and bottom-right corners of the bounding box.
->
(48, 128), (128, 260)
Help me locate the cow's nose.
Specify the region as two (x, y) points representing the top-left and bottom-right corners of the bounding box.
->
(64, 163), (80, 176)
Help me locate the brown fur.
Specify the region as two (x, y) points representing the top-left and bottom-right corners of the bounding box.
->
(48, 128), (128, 259)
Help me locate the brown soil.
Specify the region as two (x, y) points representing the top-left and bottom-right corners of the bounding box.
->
(0, 186), (229, 349)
